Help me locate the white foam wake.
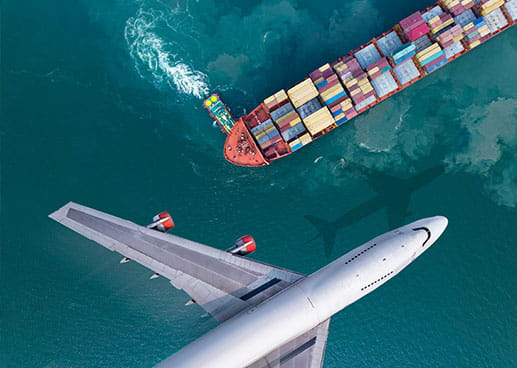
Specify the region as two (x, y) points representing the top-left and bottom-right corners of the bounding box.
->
(124, 8), (209, 99)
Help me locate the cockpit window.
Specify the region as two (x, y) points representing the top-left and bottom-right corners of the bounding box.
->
(413, 227), (431, 247)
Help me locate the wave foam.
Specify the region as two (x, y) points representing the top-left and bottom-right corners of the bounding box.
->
(124, 8), (209, 99)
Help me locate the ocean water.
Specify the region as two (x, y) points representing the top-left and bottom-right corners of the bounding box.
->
(1, 0), (516, 367)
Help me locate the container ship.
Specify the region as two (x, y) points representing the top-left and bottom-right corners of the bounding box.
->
(204, 0), (517, 167)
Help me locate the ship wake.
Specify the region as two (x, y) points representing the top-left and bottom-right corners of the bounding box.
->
(124, 8), (209, 99)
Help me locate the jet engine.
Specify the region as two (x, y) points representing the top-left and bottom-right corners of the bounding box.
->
(147, 212), (175, 232)
(227, 235), (256, 256)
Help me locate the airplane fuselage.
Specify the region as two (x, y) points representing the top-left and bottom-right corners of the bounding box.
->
(156, 217), (447, 368)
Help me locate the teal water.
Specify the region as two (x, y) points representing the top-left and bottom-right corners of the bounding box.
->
(1, 0), (517, 367)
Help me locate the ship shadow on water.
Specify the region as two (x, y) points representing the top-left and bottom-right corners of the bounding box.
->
(305, 165), (445, 258)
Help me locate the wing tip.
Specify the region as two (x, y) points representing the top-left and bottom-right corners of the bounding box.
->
(48, 201), (77, 222)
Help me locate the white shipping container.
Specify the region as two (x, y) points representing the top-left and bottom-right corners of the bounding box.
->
(454, 9), (477, 26)
(371, 73), (398, 98)
(393, 59), (420, 85)
(505, 0), (517, 21)
(483, 7), (508, 32)
(422, 6), (444, 22)
(443, 41), (465, 59)
(354, 44), (382, 69)
(377, 32), (403, 56)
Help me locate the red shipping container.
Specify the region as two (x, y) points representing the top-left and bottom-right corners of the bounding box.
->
(406, 23), (430, 41)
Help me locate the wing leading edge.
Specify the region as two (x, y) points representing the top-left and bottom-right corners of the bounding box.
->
(49, 202), (304, 322)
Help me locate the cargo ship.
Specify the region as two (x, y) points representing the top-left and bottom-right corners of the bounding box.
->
(204, 0), (517, 167)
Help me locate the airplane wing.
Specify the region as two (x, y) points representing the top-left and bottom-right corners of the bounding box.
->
(249, 319), (330, 368)
(49, 202), (304, 322)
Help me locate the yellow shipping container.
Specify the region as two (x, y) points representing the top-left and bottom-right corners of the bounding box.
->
(429, 15), (441, 24)
(345, 79), (358, 88)
(481, 1), (505, 15)
(274, 90), (288, 101)
(277, 110), (296, 123)
(264, 95), (276, 105)
(290, 118), (302, 127)
(479, 28), (491, 37)
(446, 0), (459, 6)
(416, 43), (440, 59)
(302, 107), (334, 135)
(358, 78), (370, 87)
(361, 85), (374, 94)
(318, 64), (331, 72)
(367, 67), (380, 76)
(481, 0), (503, 9)
(299, 133), (312, 145)
(463, 23), (475, 31)
(470, 40), (481, 48)
(321, 84), (343, 98)
(432, 19), (454, 34)
(333, 113), (346, 121)
(350, 88), (361, 96)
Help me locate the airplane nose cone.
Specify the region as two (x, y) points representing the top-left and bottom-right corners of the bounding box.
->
(430, 216), (448, 238)
(421, 216), (448, 247)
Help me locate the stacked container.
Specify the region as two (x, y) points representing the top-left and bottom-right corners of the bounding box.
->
(427, 12), (455, 34)
(415, 43), (449, 73)
(463, 17), (491, 48)
(434, 23), (465, 60)
(399, 12), (430, 41)
(422, 5), (445, 23)
(477, 0), (506, 15)
(479, 3), (509, 32)
(265, 90), (310, 149)
(390, 43), (417, 64)
(332, 57), (377, 111)
(310, 64), (356, 126)
(393, 59), (421, 85)
(442, 0), (475, 16)
(454, 9), (477, 26)
(310, 64), (348, 106)
(505, 0), (517, 21)
(329, 99), (358, 125)
(301, 107), (336, 136)
(250, 119), (282, 152)
(435, 24), (465, 48)
(354, 44), (382, 69)
(367, 57), (399, 98)
(412, 34), (433, 52)
(376, 31), (404, 57)
(287, 79), (320, 109)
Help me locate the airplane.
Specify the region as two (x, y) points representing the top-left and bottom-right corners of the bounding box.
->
(305, 165), (444, 257)
(49, 202), (448, 368)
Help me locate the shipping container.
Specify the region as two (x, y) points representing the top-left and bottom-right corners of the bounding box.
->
(483, 7), (509, 31)
(506, 0), (517, 20)
(376, 31), (404, 56)
(217, 1), (516, 167)
(393, 59), (421, 85)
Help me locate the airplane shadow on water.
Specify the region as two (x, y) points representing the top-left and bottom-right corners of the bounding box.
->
(305, 165), (445, 258)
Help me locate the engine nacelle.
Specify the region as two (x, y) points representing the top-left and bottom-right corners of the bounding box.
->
(147, 212), (175, 232)
(227, 235), (256, 256)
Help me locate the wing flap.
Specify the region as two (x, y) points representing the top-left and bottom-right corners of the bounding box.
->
(50, 202), (304, 322)
(249, 319), (330, 368)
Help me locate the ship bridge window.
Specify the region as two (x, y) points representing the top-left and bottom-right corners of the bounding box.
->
(345, 243), (378, 265)
(361, 271), (394, 291)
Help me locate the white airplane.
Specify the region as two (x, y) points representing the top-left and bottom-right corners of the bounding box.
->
(49, 202), (448, 368)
